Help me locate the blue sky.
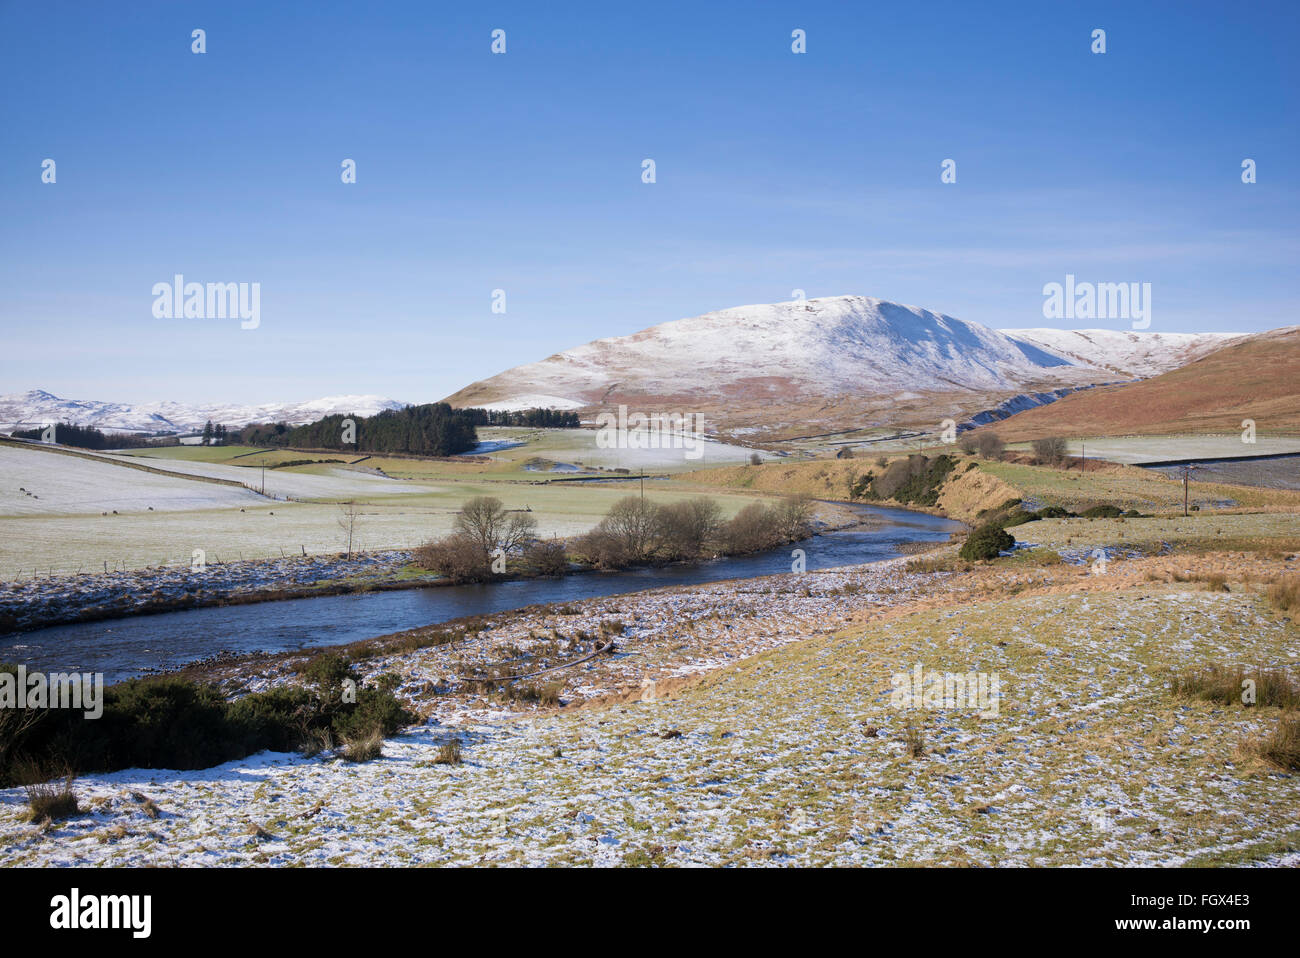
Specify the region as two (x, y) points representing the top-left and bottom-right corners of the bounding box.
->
(2, 0), (1296, 404)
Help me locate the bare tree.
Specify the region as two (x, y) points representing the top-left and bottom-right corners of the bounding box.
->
(337, 500), (361, 556)
(597, 496), (661, 561)
(656, 498), (723, 558)
(1031, 436), (1069, 466)
(974, 432), (1006, 460)
(453, 496), (537, 556)
(774, 494), (814, 540)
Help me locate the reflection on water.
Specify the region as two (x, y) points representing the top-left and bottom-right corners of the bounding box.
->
(0, 504), (961, 683)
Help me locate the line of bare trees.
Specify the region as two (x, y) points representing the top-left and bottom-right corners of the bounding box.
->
(414, 494), (815, 581)
(958, 431), (1070, 467)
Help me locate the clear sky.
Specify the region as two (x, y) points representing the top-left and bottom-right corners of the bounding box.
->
(2, 0), (1296, 405)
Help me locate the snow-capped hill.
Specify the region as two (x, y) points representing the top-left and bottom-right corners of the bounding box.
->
(442, 294), (1249, 436)
(0, 390), (407, 434)
(446, 296), (1101, 411)
(999, 328), (1241, 377)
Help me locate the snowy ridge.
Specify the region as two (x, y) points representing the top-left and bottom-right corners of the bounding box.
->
(450, 296), (1097, 407)
(0, 390), (408, 435)
(447, 295), (1243, 410)
(999, 328), (1241, 377)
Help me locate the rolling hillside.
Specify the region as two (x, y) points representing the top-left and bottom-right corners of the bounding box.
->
(983, 326), (1300, 440)
(444, 295), (1239, 439)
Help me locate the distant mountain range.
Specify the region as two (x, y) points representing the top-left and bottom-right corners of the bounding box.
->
(442, 295), (1243, 438)
(4, 295), (1267, 442)
(0, 391), (407, 435)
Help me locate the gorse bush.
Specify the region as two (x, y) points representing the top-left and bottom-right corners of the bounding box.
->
(958, 523), (1015, 561)
(1035, 506), (1074, 519)
(0, 655), (414, 786)
(851, 455), (957, 507)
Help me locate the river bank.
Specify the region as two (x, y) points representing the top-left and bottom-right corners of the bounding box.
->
(0, 502), (884, 635)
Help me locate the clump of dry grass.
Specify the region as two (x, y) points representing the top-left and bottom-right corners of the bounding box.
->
(905, 554), (971, 574)
(24, 775), (80, 823)
(1267, 575), (1300, 615)
(129, 791), (161, 819)
(902, 724), (926, 758)
(15, 758), (79, 823)
(341, 727), (384, 762)
(506, 679), (563, 706)
(98, 824), (130, 843)
(433, 739), (462, 765)
(1257, 714), (1300, 770)
(1170, 664), (1299, 709)
(1202, 573), (1230, 592)
(299, 726), (335, 758)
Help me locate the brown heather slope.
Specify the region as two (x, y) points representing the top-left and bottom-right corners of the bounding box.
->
(984, 326), (1300, 441)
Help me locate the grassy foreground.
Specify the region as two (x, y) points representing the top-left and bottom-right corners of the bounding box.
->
(3, 545), (1296, 866)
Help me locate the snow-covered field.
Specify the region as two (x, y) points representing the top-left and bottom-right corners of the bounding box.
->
(0, 438), (777, 576)
(0, 443), (260, 516)
(1059, 435), (1300, 465)
(91, 453), (437, 502)
(3, 553), (1297, 866)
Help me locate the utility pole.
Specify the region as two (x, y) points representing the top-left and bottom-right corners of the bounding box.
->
(1179, 464), (1199, 516)
(261, 459), (266, 496)
(639, 467), (644, 500)
(1080, 441), (1085, 473)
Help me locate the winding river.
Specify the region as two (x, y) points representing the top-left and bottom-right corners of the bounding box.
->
(0, 503), (962, 683)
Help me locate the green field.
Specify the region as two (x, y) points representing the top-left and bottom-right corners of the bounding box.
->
(0, 431), (787, 577)
(978, 459), (1300, 515)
